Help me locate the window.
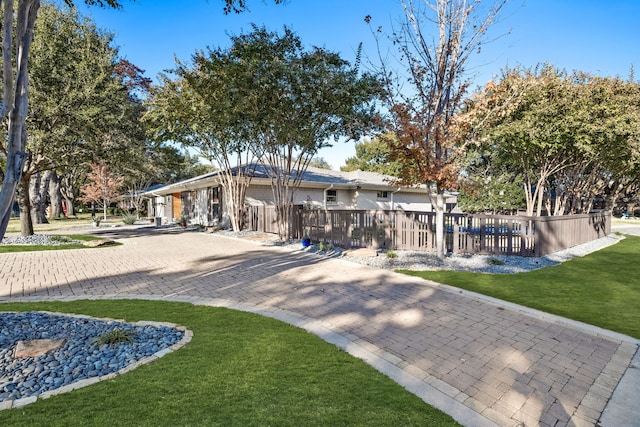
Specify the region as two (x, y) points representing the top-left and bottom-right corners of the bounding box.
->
(326, 189), (337, 204)
(377, 191), (389, 200)
(210, 187), (219, 204)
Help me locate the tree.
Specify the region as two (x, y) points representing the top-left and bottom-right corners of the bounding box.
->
(234, 26), (380, 239)
(146, 26), (379, 236)
(307, 157), (332, 170)
(0, 0), (130, 240)
(145, 47), (264, 232)
(371, 0), (508, 258)
(341, 134), (401, 176)
(460, 64), (640, 216)
(79, 162), (123, 220)
(456, 138), (526, 214)
(13, 3), (145, 235)
(0, 0), (287, 240)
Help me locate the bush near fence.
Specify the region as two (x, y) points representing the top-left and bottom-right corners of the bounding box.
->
(243, 206), (610, 257)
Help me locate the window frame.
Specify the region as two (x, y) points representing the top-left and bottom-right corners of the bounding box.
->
(326, 189), (338, 204)
(376, 190), (389, 201)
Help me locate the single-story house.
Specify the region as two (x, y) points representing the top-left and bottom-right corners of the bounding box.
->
(144, 164), (458, 227)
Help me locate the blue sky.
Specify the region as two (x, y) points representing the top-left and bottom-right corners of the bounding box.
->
(77, 0), (639, 169)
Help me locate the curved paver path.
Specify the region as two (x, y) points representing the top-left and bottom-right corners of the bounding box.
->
(1, 227), (638, 427)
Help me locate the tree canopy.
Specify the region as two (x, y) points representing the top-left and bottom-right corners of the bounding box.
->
(240, 26), (380, 238)
(146, 25), (380, 236)
(460, 64), (640, 216)
(341, 134), (401, 176)
(5, 2), (150, 234)
(0, 0), (289, 239)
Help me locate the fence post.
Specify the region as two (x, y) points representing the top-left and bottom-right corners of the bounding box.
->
(372, 211), (378, 249)
(507, 219), (513, 255)
(452, 214), (460, 254)
(479, 216), (486, 253)
(493, 217), (500, 255)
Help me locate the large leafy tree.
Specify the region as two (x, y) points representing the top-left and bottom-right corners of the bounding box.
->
(237, 26), (380, 239)
(563, 72), (640, 213)
(460, 64), (640, 216)
(17, 3), (145, 234)
(457, 144), (525, 213)
(145, 46), (264, 232)
(0, 0), (286, 240)
(460, 65), (573, 216)
(0, 0), (128, 239)
(372, 0), (508, 258)
(147, 26), (379, 236)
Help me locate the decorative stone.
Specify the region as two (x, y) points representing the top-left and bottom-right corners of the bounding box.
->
(342, 248), (378, 258)
(83, 239), (116, 247)
(14, 339), (66, 359)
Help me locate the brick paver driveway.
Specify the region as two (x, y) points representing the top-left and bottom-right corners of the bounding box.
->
(1, 227), (638, 426)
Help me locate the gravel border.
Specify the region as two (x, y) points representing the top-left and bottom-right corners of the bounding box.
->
(1, 234), (82, 246)
(216, 230), (623, 274)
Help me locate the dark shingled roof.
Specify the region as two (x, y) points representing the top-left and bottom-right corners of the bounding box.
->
(145, 163), (423, 195)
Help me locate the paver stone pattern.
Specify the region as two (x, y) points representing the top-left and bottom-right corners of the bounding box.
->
(0, 228), (636, 427)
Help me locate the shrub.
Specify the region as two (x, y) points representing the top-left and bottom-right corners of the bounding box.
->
(49, 235), (73, 243)
(122, 213), (137, 225)
(92, 328), (137, 347)
(318, 241), (334, 252)
(386, 250), (397, 259)
(487, 257), (505, 266)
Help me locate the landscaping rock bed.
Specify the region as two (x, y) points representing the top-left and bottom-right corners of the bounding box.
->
(0, 311), (186, 406)
(0, 234), (82, 246)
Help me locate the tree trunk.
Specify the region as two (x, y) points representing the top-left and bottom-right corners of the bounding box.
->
(17, 173), (34, 236)
(48, 170), (63, 218)
(431, 191), (446, 259)
(0, 166), (21, 239)
(64, 197), (75, 216)
(0, 135), (28, 238)
(0, 0), (41, 241)
(60, 172), (77, 216)
(30, 170), (50, 224)
(221, 182), (240, 231)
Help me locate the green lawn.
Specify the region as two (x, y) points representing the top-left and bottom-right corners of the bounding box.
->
(5, 214), (94, 234)
(399, 235), (640, 339)
(0, 300), (460, 427)
(0, 234), (113, 253)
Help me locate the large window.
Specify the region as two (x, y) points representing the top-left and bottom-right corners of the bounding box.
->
(326, 189), (337, 204)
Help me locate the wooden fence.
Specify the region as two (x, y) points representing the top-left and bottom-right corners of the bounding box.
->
(244, 205), (281, 234)
(244, 206), (611, 257)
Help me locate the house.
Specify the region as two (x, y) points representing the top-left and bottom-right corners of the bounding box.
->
(144, 164), (457, 227)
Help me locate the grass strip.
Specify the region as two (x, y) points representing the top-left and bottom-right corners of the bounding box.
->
(399, 235), (640, 339)
(0, 300), (460, 427)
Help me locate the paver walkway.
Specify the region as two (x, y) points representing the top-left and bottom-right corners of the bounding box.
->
(1, 227), (638, 426)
